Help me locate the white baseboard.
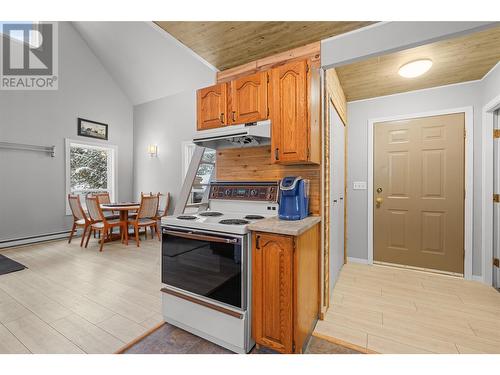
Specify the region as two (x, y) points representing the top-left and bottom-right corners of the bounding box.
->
(347, 257), (370, 264)
(472, 275), (485, 283)
(0, 231), (72, 249)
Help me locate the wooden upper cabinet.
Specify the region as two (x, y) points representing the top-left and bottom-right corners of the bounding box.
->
(252, 232), (294, 354)
(228, 72), (268, 124)
(197, 83), (228, 130)
(270, 59), (320, 165)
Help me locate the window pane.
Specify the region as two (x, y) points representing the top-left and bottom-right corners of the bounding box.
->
(190, 185), (208, 204)
(70, 145), (109, 193)
(195, 163), (214, 185)
(201, 148), (216, 163)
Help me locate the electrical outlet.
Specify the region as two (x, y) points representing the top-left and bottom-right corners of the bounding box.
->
(353, 181), (367, 190)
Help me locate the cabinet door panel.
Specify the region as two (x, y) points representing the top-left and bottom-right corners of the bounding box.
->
(229, 72), (268, 124)
(197, 83), (227, 130)
(270, 60), (308, 164)
(252, 232), (293, 353)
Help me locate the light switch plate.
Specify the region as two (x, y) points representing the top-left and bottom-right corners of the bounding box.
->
(353, 181), (367, 190)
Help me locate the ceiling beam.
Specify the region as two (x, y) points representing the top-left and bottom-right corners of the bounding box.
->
(321, 21), (499, 69)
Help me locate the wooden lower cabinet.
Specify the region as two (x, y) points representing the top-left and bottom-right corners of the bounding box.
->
(251, 224), (320, 353)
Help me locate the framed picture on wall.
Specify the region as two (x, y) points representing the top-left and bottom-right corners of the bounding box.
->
(77, 118), (108, 140)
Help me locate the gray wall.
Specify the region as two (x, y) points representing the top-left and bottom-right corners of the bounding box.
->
(483, 63), (500, 104)
(133, 90), (207, 212)
(0, 22), (133, 242)
(346, 81), (484, 276)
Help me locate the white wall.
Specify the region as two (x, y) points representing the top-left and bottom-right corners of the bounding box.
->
(73, 22), (217, 105)
(483, 63), (500, 104)
(131, 31), (216, 213)
(346, 80), (484, 276)
(0, 22), (133, 242)
(133, 90), (209, 213)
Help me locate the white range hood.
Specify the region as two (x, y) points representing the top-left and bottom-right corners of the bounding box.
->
(192, 120), (271, 150)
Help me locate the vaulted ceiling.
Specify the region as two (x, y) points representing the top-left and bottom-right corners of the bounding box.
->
(73, 22), (216, 105)
(335, 25), (500, 101)
(155, 21), (375, 70)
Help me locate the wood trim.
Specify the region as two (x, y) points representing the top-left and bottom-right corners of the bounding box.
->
(115, 321), (166, 354)
(325, 69), (347, 125)
(217, 42), (320, 83)
(160, 288), (244, 319)
(312, 332), (378, 354)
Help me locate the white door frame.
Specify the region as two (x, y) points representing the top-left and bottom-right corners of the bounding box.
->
(482, 93), (500, 286)
(367, 107), (474, 279)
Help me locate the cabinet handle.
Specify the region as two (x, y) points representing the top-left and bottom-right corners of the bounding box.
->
(256, 235), (260, 249)
(232, 111), (236, 122)
(220, 113), (225, 124)
(274, 148), (279, 161)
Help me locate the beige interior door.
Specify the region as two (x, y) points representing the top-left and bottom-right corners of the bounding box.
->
(374, 113), (465, 274)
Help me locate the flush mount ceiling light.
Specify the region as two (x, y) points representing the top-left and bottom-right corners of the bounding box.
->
(398, 59), (433, 78)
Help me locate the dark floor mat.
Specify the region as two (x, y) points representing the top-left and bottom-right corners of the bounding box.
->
(0, 254), (27, 275)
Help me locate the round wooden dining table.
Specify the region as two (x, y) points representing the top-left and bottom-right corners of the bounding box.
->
(101, 203), (140, 243)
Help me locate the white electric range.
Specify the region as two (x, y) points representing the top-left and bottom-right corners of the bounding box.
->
(160, 181), (279, 353)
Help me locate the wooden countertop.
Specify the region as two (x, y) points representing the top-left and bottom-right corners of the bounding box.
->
(248, 216), (321, 236)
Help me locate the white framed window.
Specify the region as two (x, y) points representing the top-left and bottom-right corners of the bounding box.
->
(65, 139), (117, 215)
(181, 142), (215, 208)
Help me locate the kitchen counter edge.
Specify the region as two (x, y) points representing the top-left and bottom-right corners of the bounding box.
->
(247, 216), (321, 236)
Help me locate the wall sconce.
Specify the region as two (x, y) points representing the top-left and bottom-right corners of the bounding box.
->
(148, 144), (158, 157)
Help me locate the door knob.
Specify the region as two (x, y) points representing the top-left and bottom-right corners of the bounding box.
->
(375, 197), (383, 208)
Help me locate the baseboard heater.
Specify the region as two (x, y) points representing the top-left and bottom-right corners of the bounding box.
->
(0, 230), (72, 249)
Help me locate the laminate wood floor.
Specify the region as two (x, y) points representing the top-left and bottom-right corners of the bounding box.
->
(0, 236), (163, 354)
(314, 263), (500, 354)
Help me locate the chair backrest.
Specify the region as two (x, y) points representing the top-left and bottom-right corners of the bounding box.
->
(137, 194), (159, 219)
(68, 194), (87, 221)
(160, 192), (171, 218)
(95, 192), (111, 204)
(85, 196), (105, 222)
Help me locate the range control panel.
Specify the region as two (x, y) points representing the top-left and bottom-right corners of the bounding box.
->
(209, 182), (279, 202)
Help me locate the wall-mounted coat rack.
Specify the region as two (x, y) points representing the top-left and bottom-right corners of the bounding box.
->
(0, 141), (56, 157)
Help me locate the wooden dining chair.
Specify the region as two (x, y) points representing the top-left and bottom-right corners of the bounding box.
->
(94, 192), (119, 219)
(68, 194), (91, 247)
(129, 194), (160, 247)
(151, 192), (170, 241)
(155, 192), (171, 219)
(85, 196), (128, 251)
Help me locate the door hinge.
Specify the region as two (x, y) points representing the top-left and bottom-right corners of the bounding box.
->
(306, 64), (309, 73)
(267, 107), (269, 117)
(464, 129), (466, 138)
(292, 341), (296, 352)
(307, 148), (310, 159)
(494, 194), (500, 203)
(494, 258), (500, 267)
(267, 74), (270, 83)
(494, 129), (500, 139)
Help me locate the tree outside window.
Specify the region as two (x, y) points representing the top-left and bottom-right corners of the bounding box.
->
(65, 140), (116, 213)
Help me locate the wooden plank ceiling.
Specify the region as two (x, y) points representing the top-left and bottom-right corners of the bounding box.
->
(336, 25), (500, 102)
(155, 21), (374, 70)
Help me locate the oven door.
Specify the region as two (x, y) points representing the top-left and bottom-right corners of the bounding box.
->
(161, 227), (246, 310)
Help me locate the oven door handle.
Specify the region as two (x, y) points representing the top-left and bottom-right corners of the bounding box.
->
(164, 229), (239, 244)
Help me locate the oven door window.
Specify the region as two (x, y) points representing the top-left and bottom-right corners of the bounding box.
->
(162, 230), (243, 309)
